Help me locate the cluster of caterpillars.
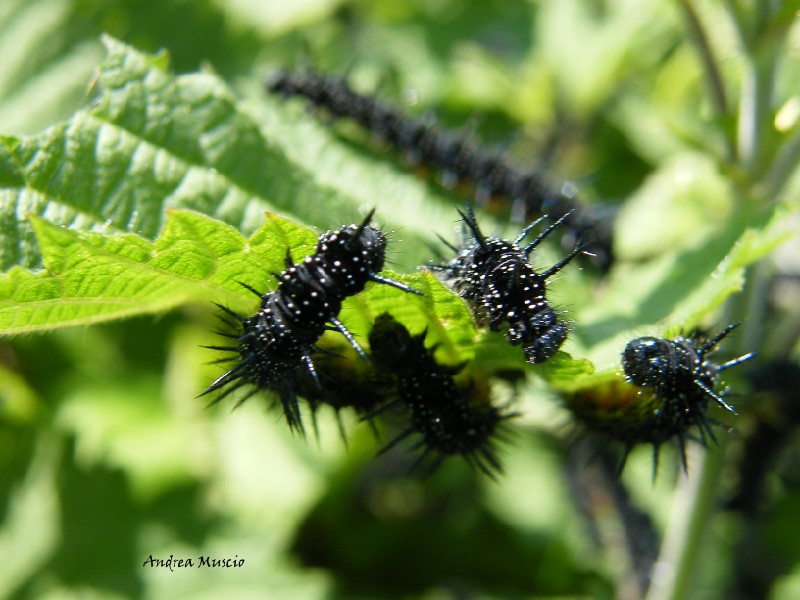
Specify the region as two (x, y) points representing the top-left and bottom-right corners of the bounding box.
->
(202, 207), (565, 475)
(200, 69), (753, 477)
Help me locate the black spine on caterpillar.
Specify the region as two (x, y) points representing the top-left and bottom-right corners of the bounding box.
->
(289, 348), (395, 442)
(200, 211), (422, 434)
(431, 205), (582, 364)
(620, 323), (755, 471)
(266, 69), (614, 271)
(367, 313), (511, 477)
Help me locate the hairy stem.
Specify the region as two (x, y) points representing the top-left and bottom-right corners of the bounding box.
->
(647, 3), (789, 600)
(644, 443), (726, 600)
(737, 52), (775, 175)
(763, 127), (800, 199)
(677, 0), (735, 161)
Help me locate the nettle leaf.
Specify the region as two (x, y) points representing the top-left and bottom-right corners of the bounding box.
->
(0, 210), (490, 368)
(339, 270), (479, 363)
(0, 210), (265, 333)
(0, 35), (591, 378)
(0, 35), (355, 272)
(548, 366), (619, 394)
(210, 0), (344, 37)
(0, 35), (461, 274)
(0, 0), (103, 136)
(567, 202), (792, 391)
(0, 211), (326, 328)
(5, 35), (780, 387)
(667, 205), (793, 329)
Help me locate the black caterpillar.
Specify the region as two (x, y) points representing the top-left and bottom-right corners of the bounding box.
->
(289, 346), (393, 441)
(368, 313), (512, 476)
(201, 211), (421, 434)
(266, 69), (614, 271)
(571, 324), (754, 473)
(431, 205), (582, 364)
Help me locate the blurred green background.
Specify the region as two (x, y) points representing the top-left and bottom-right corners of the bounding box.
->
(2, 1), (800, 599)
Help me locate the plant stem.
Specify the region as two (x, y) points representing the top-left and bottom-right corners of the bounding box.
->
(721, 0), (749, 48)
(646, 4), (790, 600)
(644, 443), (726, 600)
(737, 52), (774, 176)
(763, 127), (800, 199)
(677, 0), (735, 161)
(732, 1), (795, 182)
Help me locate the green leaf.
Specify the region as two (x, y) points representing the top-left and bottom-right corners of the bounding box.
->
(548, 366), (620, 394)
(0, 0), (102, 136)
(0, 36), (341, 270)
(1, 33), (787, 384)
(56, 378), (200, 500)
(0, 362), (41, 422)
(210, 0), (345, 37)
(0, 210), (488, 371)
(0, 32), (512, 370)
(536, 351), (596, 384)
(667, 204), (794, 328)
(340, 270), (478, 365)
(0, 432), (61, 599)
(0, 210), (319, 333)
(576, 200), (791, 370)
(535, 0), (678, 115)
(0, 34), (463, 275)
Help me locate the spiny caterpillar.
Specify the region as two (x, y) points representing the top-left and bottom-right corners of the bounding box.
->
(289, 347), (393, 441)
(569, 324), (754, 472)
(368, 313), (512, 476)
(266, 68), (614, 270)
(431, 205), (581, 364)
(200, 211), (421, 434)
